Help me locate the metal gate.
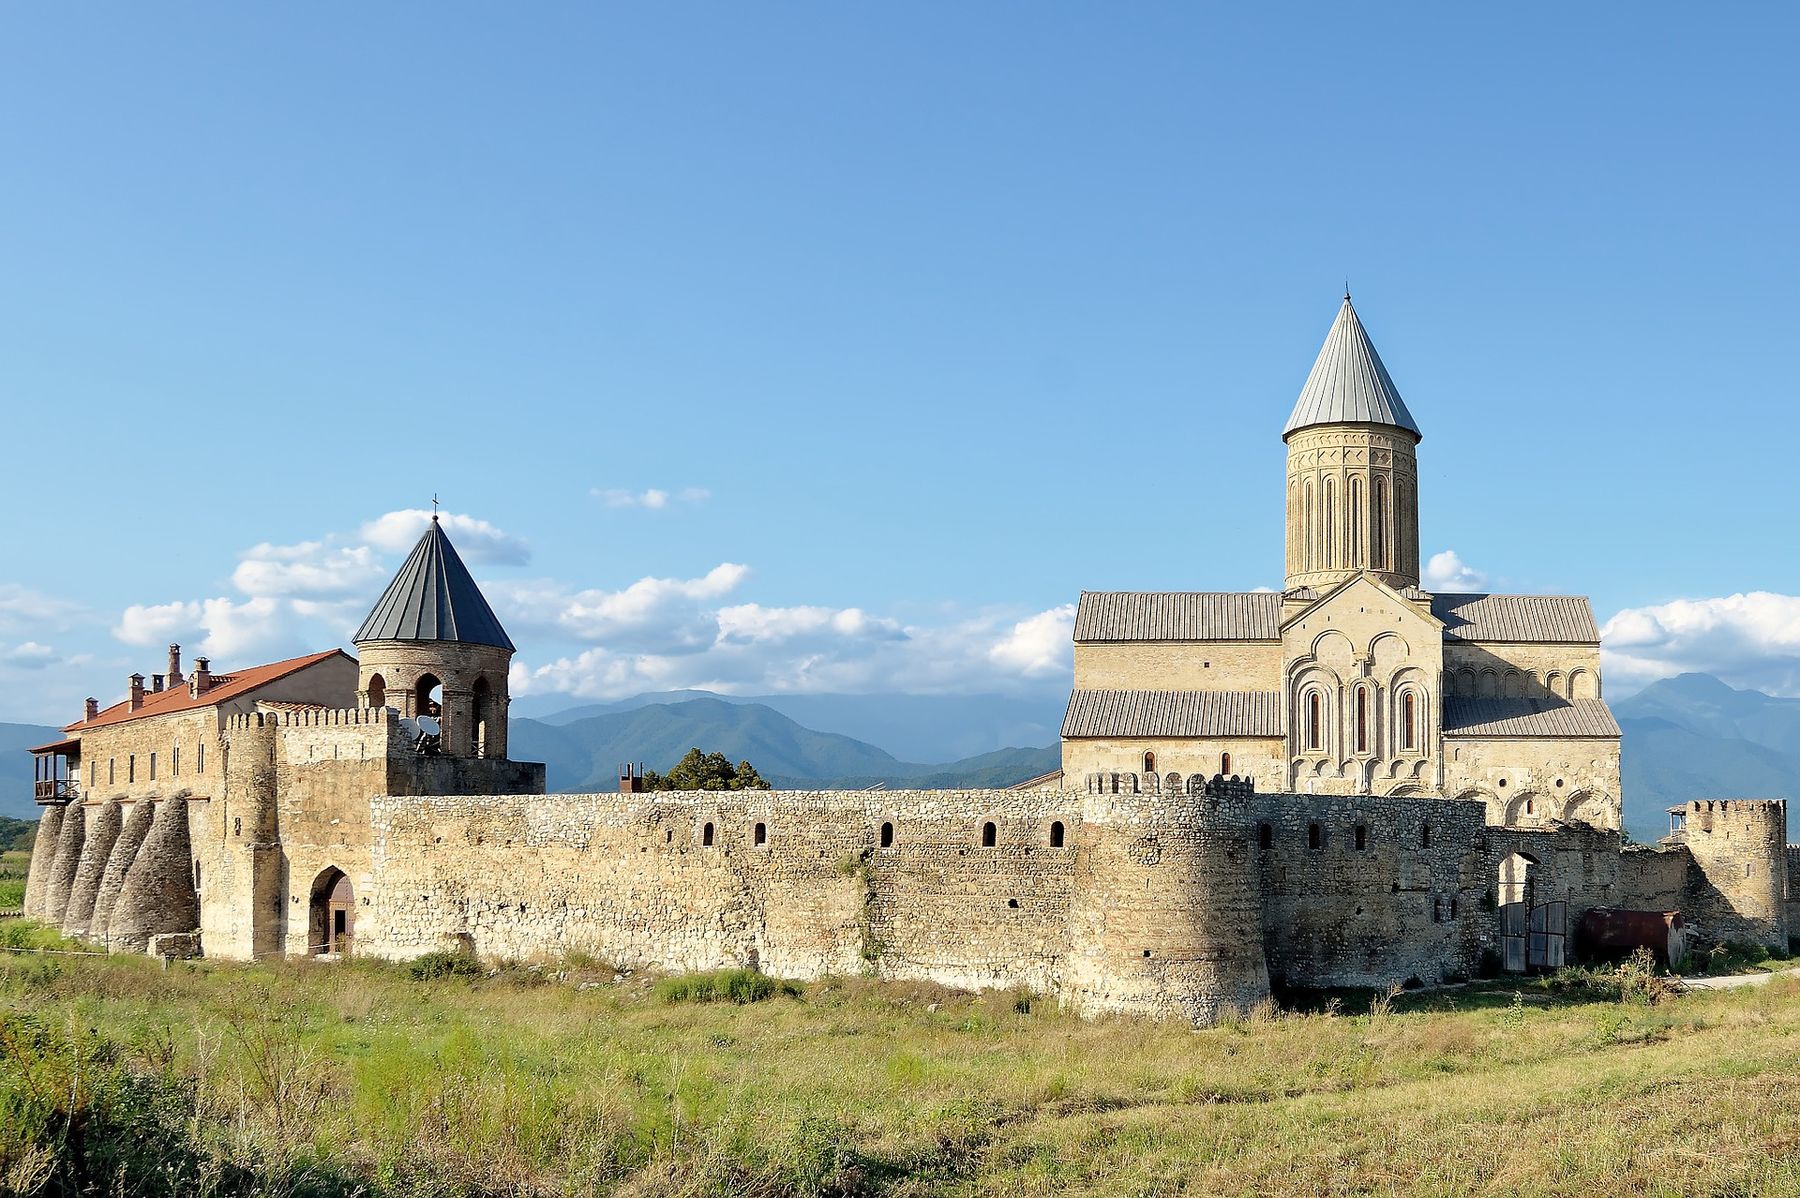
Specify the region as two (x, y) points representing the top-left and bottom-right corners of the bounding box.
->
(1500, 899), (1565, 972)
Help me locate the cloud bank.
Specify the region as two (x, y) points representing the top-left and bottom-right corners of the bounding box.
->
(1601, 591), (1800, 697)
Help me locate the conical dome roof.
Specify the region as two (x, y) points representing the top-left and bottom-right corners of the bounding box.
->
(1283, 297), (1421, 440)
(353, 519), (515, 651)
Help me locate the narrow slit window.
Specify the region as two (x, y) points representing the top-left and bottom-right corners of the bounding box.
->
(1220, 751), (1231, 776)
(149, 752), (157, 781)
(880, 821), (894, 849)
(1258, 822), (1272, 850)
(1421, 822), (1432, 849)
(1354, 825), (1368, 851)
(1355, 689), (1368, 754)
(198, 742), (205, 773)
(1403, 692), (1416, 750)
(702, 822), (714, 847)
(1308, 823), (1322, 851)
(753, 822), (767, 846)
(1048, 820), (1065, 848)
(1307, 692), (1322, 751)
(981, 821), (997, 848)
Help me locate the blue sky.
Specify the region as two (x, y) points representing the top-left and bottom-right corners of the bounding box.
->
(2, 5), (1798, 723)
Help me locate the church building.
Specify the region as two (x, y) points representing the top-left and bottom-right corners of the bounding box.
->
(1060, 297), (1623, 829)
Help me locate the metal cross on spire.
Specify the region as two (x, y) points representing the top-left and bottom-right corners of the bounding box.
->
(431, 494), (440, 523)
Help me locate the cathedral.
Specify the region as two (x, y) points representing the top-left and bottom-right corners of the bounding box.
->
(1060, 296), (1623, 829)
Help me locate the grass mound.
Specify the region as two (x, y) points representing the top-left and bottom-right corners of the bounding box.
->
(655, 967), (803, 1004)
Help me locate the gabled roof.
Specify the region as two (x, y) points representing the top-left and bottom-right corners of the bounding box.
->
(354, 520), (516, 651)
(1431, 593), (1600, 644)
(1278, 571), (1442, 634)
(1441, 697), (1620, 738)
(1283, 297), (1421, 440)
(1074, 592), (1282, 642)
(1062, 689), (1284, 738)
(63, 649), (350, 733)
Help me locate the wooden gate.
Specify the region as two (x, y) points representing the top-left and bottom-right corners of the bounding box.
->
(1500, 899), (1565, 972)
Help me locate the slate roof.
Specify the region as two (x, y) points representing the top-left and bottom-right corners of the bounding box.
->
(1440, 697), (1620, 738)
(63, 650), (350, 733)
(1284, 297), (1421, 439)
(1062, 690), (1285, 738)
(354, 520), (516, 651)
(1431, 593), (1600, 644)
(1074, 592), (1282, 642)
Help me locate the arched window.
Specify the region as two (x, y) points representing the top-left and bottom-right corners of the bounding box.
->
(1349, 477), (1364, 567)
(880, 821), (894, 849)
(472, 676), (492, 759)
(1049, 820), (1065, 848)
(1373, 477), (1388, 569)
(1142, 751), (1156, 774)
(1402, 691), (1417, 751)
(753, 822), (767, 846)
(1219, 751), (1231, 776)
(1354, 825), (1368, 851)
(702, 822), (715, 847)
(1303, 479), (1315, 571)
(981, 821), (997, 848)
(367, 673), (386, 709)
(1307, 691), (1322, 751)
(1258, 822), (1272, 850)
(1355, 688), (1369, 754)
(414, 673), (442, 718)
(1324, 478), (1336, 565)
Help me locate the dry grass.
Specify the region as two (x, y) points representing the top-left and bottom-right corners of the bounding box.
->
(3, 923), (1799, 1196)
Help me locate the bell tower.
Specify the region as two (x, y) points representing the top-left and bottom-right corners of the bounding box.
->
(1282, 295), (1422, 593)
(353, 514), (516, 759)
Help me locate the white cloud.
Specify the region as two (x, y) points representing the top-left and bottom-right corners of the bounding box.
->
(1423, 549), (1488, 593)
(2, 641), (58, 669)
(358, 509), (530, 565)
(593, 487), (710, 510)
(0, 583), (85, 631)
(489, 564), (751, 655)
(1601, 591), (1800, 696)
(232, 541), (387, 598)
(116, 596), (291, 660)
(987, 604), (1077, 676)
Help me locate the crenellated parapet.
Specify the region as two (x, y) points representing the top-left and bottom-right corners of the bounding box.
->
(1669, 798), (1788, 949)
(1084, 771), (1255, 799)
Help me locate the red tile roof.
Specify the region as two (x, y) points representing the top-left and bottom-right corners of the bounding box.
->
(64, 649), (352, 733)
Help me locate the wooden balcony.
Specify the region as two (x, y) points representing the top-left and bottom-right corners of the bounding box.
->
(34, 778), (79, 803)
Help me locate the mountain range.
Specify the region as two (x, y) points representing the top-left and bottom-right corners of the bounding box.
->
(6, 676), (1800, 837)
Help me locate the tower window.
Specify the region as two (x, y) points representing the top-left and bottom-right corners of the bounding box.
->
(1308, 823), (1322, 851)
(1220, 752), (1231, 776)
(981, 821), (997, 848)
(753, 822), (767, 846)
(1142, 751), (1156, 774)
(702, 822), (714, 847)
(880, 821), (894, 849)
(1049, 820), (1065, 848)
(1373, 476), (1388, 569)
(198, 743), (205, 773)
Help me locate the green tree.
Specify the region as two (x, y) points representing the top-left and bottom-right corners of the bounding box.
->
(642, 748), (773, 792)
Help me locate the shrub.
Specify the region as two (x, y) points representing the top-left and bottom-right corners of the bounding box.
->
(655, 968), (801, 1005)
(405, 949), (485, 981)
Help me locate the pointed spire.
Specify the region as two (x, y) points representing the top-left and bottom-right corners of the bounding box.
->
(353, 520), (515, 651)
(1283, 296), (1420, 440)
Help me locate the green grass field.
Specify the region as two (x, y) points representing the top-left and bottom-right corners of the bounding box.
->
(3, 921), (1799, 1197)
(0, 850), (30, 909)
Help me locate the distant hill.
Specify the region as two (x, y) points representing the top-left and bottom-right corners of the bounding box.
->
(519, 690), (1066, 764)
(1615, 674), (1800, 841)
(0, 722), (62, 821)
(509, 698), (1058, 792)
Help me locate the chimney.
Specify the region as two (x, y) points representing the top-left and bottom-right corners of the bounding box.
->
(191, 657), (212, 695)
(127, 674), (145, 711)
(151, 674), (164, 693)
(166, 643), (183, 686)
(84, 697), (98, 722)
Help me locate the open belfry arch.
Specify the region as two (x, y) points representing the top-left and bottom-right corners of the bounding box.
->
(1061, 294), (1624, 829)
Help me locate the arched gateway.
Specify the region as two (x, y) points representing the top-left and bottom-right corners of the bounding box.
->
(310, 867), (355, 955)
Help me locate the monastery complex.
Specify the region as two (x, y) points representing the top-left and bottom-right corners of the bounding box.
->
(21, 299), (1795, 1022)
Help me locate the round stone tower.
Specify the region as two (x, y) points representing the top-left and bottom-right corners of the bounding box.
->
(1064, 785), (1271, 1024)
(353, 515), (516, 760)
(1283, 295), (1422, 593)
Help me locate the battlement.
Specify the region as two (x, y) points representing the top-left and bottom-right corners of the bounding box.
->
(1678, 798), (1787, 816)
(224, 707), (398, 732)
(1084, 771), (1255, 799)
